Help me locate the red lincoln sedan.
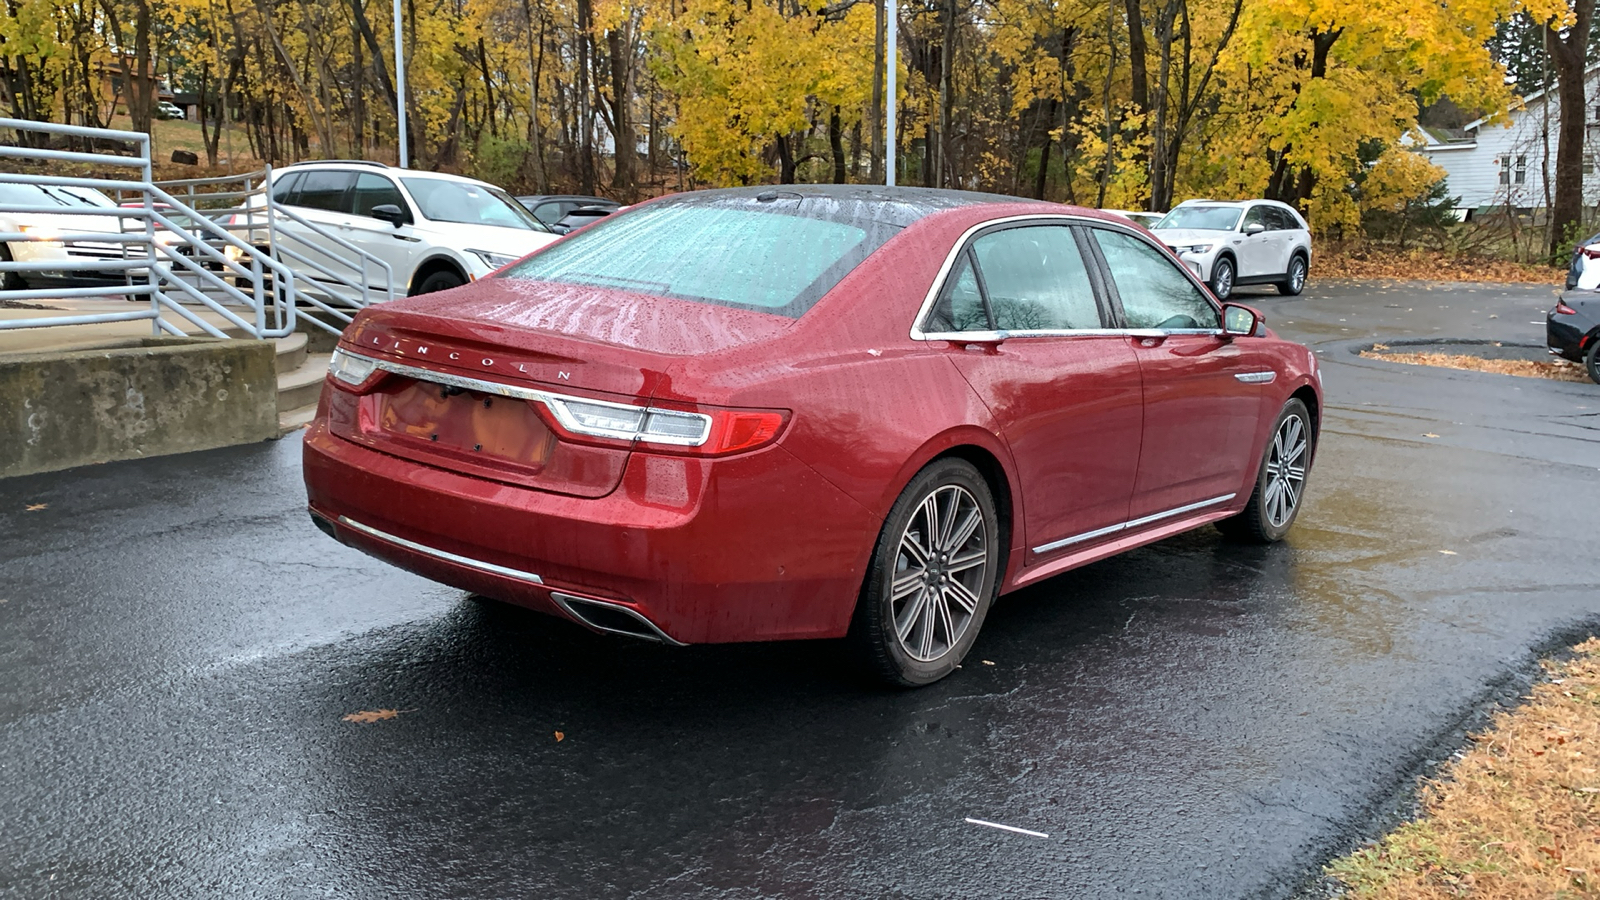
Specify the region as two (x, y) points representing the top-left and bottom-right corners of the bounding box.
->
(303, 186), (1321, 686)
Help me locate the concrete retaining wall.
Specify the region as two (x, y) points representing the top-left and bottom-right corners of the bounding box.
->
(1, 337), (278, 479)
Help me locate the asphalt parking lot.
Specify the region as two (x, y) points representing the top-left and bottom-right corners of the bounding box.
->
(2, 279), (1597, 899)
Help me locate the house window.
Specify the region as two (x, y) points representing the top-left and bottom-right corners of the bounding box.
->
(1515, 155), (1527, 184)
(1587, 157), (1596, 176)
(1499, 157), (1510, 185)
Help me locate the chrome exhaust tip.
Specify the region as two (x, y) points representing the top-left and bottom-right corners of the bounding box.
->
(551, 593), (685, 646)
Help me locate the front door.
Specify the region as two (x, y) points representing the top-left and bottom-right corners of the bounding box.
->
(1234, 205), (1276, 279)
(345, 172), (422, 295)
(924, 223), (1145, 561)
(1087, 227), (1263, 520)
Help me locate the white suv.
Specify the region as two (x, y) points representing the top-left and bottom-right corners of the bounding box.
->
(259, 162), (559, 296)
(1152, 199), (1312, 300)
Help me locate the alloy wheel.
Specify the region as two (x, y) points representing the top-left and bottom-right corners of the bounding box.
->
(1262, 414), (1308, 528)
(1290, 258), (1306, 292)
(889, 484), (988, 663)
(1213, 260), (1234, 298)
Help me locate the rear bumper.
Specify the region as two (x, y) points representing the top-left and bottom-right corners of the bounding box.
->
(303, 421), (881, 644)
(1548, 308), (1596, 361)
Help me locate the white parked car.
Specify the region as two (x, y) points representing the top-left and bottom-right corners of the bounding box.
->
(1102, 209), (1165, 229)
(156, 101), (185, 120)
(257, 162), (560, 296)
(0, 183), (130, 291)
(1152, 199), (1312, 300)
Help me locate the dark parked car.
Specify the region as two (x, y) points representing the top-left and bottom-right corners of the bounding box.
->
(516, 194), (620, 231)
(1548, 291), (1600, 383)
(304, 186), (1323, 687)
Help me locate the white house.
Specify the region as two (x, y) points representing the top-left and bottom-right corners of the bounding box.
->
(1414, 64), (1600, 220)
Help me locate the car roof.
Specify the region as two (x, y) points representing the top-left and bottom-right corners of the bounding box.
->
(641, 185), (1052, 229)
(517, 194), (618, 205)
(275, 162), (494, 187)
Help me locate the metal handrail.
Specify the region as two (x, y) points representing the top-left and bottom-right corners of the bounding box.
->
(0, 117), (396, 340)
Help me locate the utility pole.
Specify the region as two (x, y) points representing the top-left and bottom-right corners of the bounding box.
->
(886, 0), (896, 186)
(394, 0), (408, 167)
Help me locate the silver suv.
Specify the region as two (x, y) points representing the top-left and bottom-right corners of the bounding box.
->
(1152, 199), (1312, 300)
(257, 161), (559, 296)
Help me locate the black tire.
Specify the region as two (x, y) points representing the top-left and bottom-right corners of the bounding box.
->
(414, 268), (466, 295)
(1277, 254), (1308, 296)
(1210, 256), (1235, 300)
(1586, 338), (1600, 385)
(849, 458), (1001, 687)
(0, 243), (26, 292)
(1218, 398), (1314, 544)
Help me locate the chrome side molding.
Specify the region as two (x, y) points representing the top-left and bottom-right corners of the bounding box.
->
(1031, 493), (1237, 555)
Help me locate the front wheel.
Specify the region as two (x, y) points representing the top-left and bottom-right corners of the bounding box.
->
(1586, 339), (1600, 385)
(850, 458), (1001, 687)
(1218, 399), (1314, 543)
(1210, 257), (1235, 300)
(0, 243), (25, 292)
(1277, 255), (1308, 296)
(414, 269), (465, 295)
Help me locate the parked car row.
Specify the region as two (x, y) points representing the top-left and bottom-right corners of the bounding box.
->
(1551, 234), (1600, 383)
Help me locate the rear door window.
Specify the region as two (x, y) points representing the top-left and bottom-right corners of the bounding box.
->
(292, 171), (355, 213)
(969, 225), (1104, 331)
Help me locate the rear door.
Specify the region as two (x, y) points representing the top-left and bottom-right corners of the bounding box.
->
(924, 221), (1145, 562)
(1086, 226), (1263, 520)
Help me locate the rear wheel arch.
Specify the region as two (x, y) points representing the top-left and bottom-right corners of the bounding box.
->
(929, 444), (1014, 570)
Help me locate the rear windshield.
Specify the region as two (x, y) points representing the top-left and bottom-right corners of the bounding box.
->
(498, 200), (898, 317)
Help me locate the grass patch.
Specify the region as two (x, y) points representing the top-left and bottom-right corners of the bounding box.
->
(1359, 345), (1591, 383)
(1328, 637), (1600, 897)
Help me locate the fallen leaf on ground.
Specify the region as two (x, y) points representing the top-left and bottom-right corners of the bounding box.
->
(555, 731), (565, 742)
(982, 660), (996, 666)
(1439, 550), (1458, 555)
(1361, 350), (1591, 384)
(1423, 433), (1441, 438)
(342, 708), (406, 724)
(25, 504), (46, 511)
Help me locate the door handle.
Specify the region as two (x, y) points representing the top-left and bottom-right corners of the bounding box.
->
(1135, 335), (1167, 348)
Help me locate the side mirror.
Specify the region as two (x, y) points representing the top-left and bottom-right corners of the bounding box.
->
(547, 222), (572, 235)
(1223, 303), (1261, 337)
(370, 203), (409, 228)
(1243, 222), (1266, 236)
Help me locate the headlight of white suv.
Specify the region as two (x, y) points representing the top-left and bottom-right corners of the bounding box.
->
(1175, 243), (1215, 255)
(467, 249), (518, 270)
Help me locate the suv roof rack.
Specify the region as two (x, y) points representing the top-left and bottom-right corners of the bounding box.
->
(282, 159), (392, 170)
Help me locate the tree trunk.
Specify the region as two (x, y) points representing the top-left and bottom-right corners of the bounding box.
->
(478, 37), (497, 137)
(607, 26), (637, 193)
(1264, 27), (1339, 210)
(775, 132), (795, 183)
(1547, 0), (1596, 258)
(1034, 97), (1056, 200)
(829, 106), (847, 182)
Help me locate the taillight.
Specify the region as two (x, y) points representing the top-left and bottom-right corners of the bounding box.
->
(700, 410), (787, 455)
(328, 347), (383, 390)
(1582, 246), (1600, 259)
(1555, 301), (1578, 315)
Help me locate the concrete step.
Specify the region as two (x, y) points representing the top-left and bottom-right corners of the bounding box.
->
(274, 332), (308, 374)
(278, 352), (329, 414)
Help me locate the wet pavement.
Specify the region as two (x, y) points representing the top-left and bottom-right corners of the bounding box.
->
(2, 278), (1597, 899)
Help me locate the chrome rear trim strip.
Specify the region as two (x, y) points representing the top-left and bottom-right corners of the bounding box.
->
(337, 515), (544, 584)
(1031, 493), (1237, 555)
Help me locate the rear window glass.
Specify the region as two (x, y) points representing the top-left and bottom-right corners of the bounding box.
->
(500, 201), (897, 317)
